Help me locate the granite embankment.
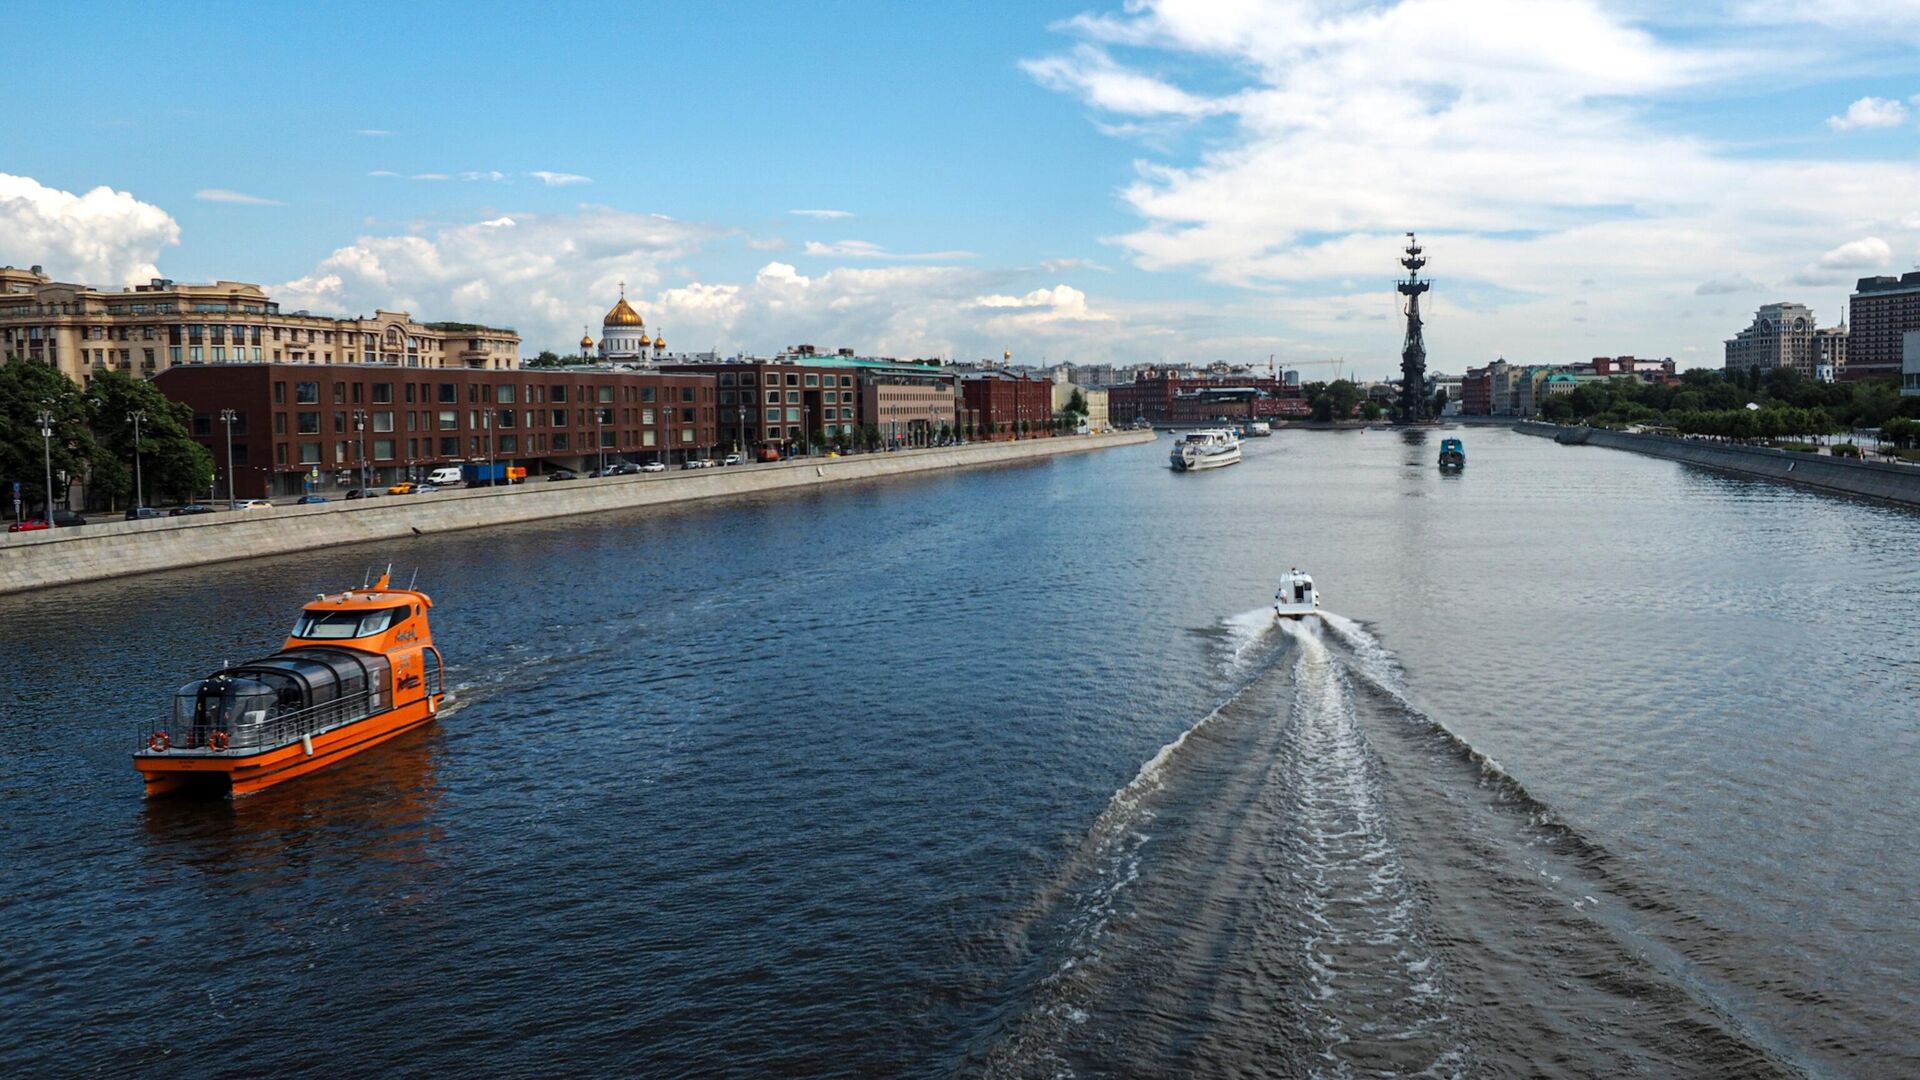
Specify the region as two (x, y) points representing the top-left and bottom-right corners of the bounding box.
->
(0, 431), (1154, 594)
(1516, 421), (1920, 506)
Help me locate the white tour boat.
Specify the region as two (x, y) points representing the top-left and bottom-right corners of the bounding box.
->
(1170, 429), (1242, 471)
(1274, 568), (1320, 619)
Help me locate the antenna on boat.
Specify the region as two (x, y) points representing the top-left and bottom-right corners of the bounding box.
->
(362, 565), (373, 588)
(407, 567), (419, 591)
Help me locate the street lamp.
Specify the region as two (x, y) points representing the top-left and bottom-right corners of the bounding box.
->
(127, 409), (146, 510)
(353, 410), (368, 490)
(219, 409), (237, 505)
(596, 406), (607, 475)
(37, 407), (55, 522)
(484, 407), (495, 485)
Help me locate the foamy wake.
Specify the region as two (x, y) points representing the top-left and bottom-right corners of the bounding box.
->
(1274, 619), (1468, 1077)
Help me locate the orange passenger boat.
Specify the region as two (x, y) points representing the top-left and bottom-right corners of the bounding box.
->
(134, 572), (446, 797)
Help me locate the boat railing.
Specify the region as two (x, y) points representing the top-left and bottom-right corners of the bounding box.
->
(138, 689), (378, 755)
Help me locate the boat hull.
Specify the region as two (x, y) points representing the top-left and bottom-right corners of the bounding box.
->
(134, 696), (441, 798)
(1171, 448), (1242, 471)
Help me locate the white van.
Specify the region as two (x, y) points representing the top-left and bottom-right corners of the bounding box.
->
(427, 466), (465, 486)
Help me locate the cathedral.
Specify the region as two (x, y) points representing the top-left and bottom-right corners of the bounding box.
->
(581, 282), (667, 363)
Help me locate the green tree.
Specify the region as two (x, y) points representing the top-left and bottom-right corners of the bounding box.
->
(1066, 388), (1087, 416)
(84, 370), (213, 508)
(0, 360), (94, 513)
(526, 350), (566, 368)
(1360, 401), (1384, 421)
(808, 428), (827, 453)
(939, 422), (953, 444)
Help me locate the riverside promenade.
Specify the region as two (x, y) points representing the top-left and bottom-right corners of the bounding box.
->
(1515, 420), (1920, 506)
(0, 431), (1154, 594)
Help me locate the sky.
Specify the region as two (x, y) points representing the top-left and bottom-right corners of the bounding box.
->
(5, 0), (1920, 378)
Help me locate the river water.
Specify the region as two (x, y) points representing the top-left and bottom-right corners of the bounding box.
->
(1, 428), (1914, 1078)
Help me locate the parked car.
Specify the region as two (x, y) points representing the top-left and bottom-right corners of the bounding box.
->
(125, 506), (162, 521)
(232, 499), (274, 511)
(412, 483), (440, 494)
(426, 466), (464, 486)
(681, 458), (714, 470)
(295, 495), (331, 505)
(722, 453), (745, 467)
(169, 504), (217, 516)
(387, 482), (418, 495)
(547, 469), (578, 482)
(611, 462), (641, 476)
(344, 488), (380, 499)
(640, 461), (666, 473)
(7, 519), (50, 533)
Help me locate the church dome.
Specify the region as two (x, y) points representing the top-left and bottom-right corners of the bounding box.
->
(580, 332), (594, 349)
(652, 334), (665, 350)
(604, 295), (645, 328)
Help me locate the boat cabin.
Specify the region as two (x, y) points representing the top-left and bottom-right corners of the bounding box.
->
(1274, 568), (1320, 619)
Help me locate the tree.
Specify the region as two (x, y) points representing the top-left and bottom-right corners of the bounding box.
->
(939, 422), (953, 444)
(1066, 388), (1087, 416)
(1360, 401), (1384, 421)
(526, 350), (566, 369)
(808, 428), (827, 453)
(0, 359), (94, 513)
(85, 370), (213, 508)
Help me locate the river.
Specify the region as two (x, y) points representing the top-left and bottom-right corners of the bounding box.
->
(1, 427), (1913, 1078)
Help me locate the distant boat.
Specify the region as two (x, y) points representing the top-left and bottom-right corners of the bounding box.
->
(1245, 421), (1272, 437)
(1170, 429), (1242, 471)
(1439, 438), (1465, 469)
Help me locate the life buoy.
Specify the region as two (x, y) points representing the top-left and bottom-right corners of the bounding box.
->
(148, 732), (170, 753)
(207, 730), (230, 751)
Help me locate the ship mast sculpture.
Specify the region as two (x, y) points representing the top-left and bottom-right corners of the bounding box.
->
(1396, 233), (1430, 424)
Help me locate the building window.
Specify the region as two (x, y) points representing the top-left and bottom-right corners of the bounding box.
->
(373, 439), (396, 461)
(498, 409), (516, 428)
(498, 435), (518, 453)
(275, 443), (287, 466)
(440, 437), (458, 455)
(297, 412), (320, 434)
(373, 411), (394, 433)
(786, 391), (800, 404)
(273, 382), (286, 404)
(765, 408), (780, 422)
(190, 346), (203, 363)
(373, 383), (392, 403)
(299, 442), (321, 464)
(274, 414), (286, 435)
(785, 407), (801, 422)
(438, 410), (457, 430)
(551, 384), (568, 404)
(642, 430), (657, 447)
(497, 384), (516, 404)
(438, 383), (456, 403)
(295, 382), (319, 404)
(170, 347), (182, 364)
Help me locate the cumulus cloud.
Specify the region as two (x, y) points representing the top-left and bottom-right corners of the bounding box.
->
(357, 129), (394, 137)
(1815, 236), (1892, 268)
(789, 209), (854, 220)
(1023, 0), (1920, 368)
(1826, 96), (1907, 130)
(530, 171), (592, 186)
(0, 173), (180, 284)
(195, 188), (283, 206)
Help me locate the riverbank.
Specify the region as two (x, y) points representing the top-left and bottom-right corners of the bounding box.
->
(0, 430), (1154, 594)
(1515, 420), (1920, 506)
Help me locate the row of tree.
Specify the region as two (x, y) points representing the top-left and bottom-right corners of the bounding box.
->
(1536, 367), (1920, 432)
(1, 362), (213, 513)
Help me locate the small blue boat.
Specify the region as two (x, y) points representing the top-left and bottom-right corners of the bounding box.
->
(1438, 438), (1465, 469)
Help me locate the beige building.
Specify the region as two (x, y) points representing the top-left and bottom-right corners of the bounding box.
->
(1725, 302), (1820, 378)
(1049, 381), (1110, 430)
(0, 265), (519, 387)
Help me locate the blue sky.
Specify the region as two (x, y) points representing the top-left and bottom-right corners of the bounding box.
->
(6, 1), (1920, 375)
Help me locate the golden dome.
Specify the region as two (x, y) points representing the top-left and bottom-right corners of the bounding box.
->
(604, 295), (645, 328)
(639, 333), (653, 348)
(652, 335), (665, 350)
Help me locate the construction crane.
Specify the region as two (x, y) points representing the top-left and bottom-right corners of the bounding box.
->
(1270, 355), (1348, 382)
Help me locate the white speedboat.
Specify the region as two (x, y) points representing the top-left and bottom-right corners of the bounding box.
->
(1274, 568), (1320, 619)
(1170, 429), (1242, 471)
(1245, 421), (1272, 437)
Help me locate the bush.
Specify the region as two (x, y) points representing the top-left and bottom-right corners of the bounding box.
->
(1831, 443), (1863, 459)
(1775, 441), (1818, 452)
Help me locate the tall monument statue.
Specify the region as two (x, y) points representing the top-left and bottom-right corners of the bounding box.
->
(1397, 233), (1430, 424)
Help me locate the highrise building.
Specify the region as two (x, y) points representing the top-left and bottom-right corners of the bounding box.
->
(1725, 302), (1817, 377)
(1847, 273), (1920, 383)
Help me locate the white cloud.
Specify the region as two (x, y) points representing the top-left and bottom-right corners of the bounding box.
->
(802, 239), (977, 260)
(789, 209), (854, 220)
(0, 173), (179, 284)
(975, 284), (1110, 323)
(458, 170), (507, 183)
(368, 170), (401, 178)
(356, 129), (394, 137)
(409, 173), (451, 181)
(1041, 257), (1111, 273)
(195, 188), (283, 206)
(1816, 236), (1892, 269)
(1826, 96), (1907, 130)
(530, 171), (592, 187)
(1023, 0), (1920, 371)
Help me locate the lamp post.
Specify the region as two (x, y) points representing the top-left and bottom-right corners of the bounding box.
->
(353, 410), (368, 490)
(484, 407), (495, 485)
(219, 409), (237, 505)
(127, 409), (146, 510)
(38, 408), (55, 521)
(596, 406), (606, 475)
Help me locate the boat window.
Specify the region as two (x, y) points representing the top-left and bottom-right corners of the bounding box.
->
(291, 605), (408, 639)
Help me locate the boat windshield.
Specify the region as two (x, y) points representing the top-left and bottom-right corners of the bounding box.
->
(291, 605), (407, 640)
(174, 679), (277, 728)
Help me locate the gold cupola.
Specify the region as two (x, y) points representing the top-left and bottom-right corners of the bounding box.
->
(603, 281), (645, 328)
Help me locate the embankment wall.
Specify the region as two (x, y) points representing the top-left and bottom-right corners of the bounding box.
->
(1514, 421), (1920, 506)
(0, 431), (1155, 595)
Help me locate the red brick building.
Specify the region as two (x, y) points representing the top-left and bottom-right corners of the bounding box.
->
(155, 363), (717, 498)
(1108, 368), (1306, 424)
(1461, 367), (1493, 415)
(960, 371), (1055, 439)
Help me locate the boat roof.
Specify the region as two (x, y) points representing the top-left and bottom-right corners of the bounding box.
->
(303, 586), (433, 613)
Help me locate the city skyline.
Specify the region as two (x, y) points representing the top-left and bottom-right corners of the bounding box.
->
(6, 1), (1920, 376)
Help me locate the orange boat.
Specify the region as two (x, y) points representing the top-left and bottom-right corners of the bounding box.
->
(134, 573), (446, 797)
